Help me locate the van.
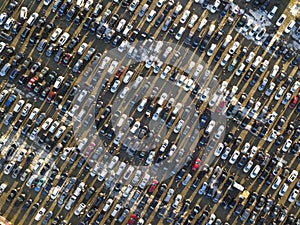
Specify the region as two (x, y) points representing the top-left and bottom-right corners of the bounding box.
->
(220, 54), (231, 67)
(27, 12), (39, 27)
(175, 27), (185, 40)
(235, 63), (246, 76)
(182, 173), (192, 186)
(139, 4), (149, 17)
(116, 19), (126, 33)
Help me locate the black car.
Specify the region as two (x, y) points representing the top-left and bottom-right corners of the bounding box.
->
(20, 27), (31, 42)
(6, 189), (18, 202)
(66, 7), (76, 22)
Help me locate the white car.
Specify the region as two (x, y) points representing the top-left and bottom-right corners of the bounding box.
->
(159, 139), (169, 152)
(123, 71), (134, 84)
(50, 27), (63, 42)
(272, 176), (282, 190)
(13, 99), (25, 113)
(278, 183), (289, 197)
(128, 0), (139, 12)
(4, 17), (14, 31)
(282, 139), (292, 152)
(160, 66), (171, 79)
(20, 7), (28, 20)
(74, 203), (86, 216)
(229, 150), (240, 164)
(243, 160), (253, 173)
(119, 87), (129, 99)
(57, 32), (70, 46)
(146, 151), (155, 165)
(103, 199), (113, 212)
(41, 117), (53, 130)
(130, 121), (140, 134)
(281, 92), (291, 105)
(291, 81), (300, 93)
(34, 207), (46, 221)
(288, 189), (299, 203)
(214, 143), (224, 157)
(4, 162), (15, 175)
(0, 183), (7, 195)
(287, 170), (298, 183)
(29, 127), (40, 141)
(137, 98), (148, 112)
(188, 14), (198, 28)
(77, 43), (88, 55)
(179, 10), (190, 24)
(146, 10), (156, 22)
(110, 80), (121, 93)
(152, 107), (162, 121)
(267, 130), (278, 142)
(221, 147), (231, 160)
(274, 87), (286, 100)
(172, 194), (182, 208)
(245, 51), (255, 64)
(21, 103), (32, 117)
(269, 65), (279, 78)
(284, 20), (296, 33)
(275, 14), (287, 27)
(267, 5), (278, 20)
(210, 0), (221, 13)
(197, 18), (207, 31)
(214, 125), (225, 139)
(250, 165), (261, 178)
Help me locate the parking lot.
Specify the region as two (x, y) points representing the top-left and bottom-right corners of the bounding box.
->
(0, 0), (300, 224)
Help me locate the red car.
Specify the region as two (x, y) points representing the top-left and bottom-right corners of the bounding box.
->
(289, 96), (298, 108)
(148, 179), (158, 193)
(61, 53), (72, 65)
(27, 76), (38, 89)
(46, 91), (56, 103)
(192, 158), (201, 171)
(115, 66), (126, 79)
(217, 100), (226, 113)
(84, 142), (96, 158)
(127, 214), (137, 225)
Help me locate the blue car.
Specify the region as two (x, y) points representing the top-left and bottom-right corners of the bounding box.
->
(5, 94), (16, 108)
